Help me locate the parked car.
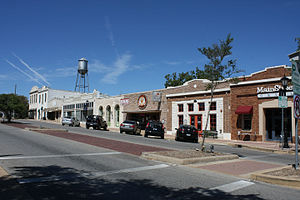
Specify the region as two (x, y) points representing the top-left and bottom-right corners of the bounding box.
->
(86, 115), (108, 130)
(175, 125), (198, 143)
(120, 120), (141, 135)
(144, 120), (164, 139)
(62, 116), (80, 127)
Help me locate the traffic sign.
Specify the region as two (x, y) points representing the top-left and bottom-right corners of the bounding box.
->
(278, 96), (288, 108)
(292, 61), (300, 95)
(294, 95), (300, 118)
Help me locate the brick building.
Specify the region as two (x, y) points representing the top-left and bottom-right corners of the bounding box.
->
(230, 65), (294, 142)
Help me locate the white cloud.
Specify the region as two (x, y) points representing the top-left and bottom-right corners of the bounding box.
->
(163, 61), (182, 65)
(51, 67), (77, 78)
(101, 53), (132, 84)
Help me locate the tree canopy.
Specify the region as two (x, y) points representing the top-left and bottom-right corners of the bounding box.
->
(164, 34), (242, 88)
(0, 94), (28, 122)
(296, 38), (300, 51)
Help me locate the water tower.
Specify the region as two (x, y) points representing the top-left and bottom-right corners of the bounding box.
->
(74, 58), (89, 93)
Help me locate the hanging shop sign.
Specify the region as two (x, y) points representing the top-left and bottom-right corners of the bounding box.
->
(137, 95), (147, 110)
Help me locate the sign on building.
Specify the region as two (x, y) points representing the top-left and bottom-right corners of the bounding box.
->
(152, 91), (162, 102)
(120, 98), (129, 105)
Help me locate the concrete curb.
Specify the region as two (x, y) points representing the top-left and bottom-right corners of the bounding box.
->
(141, 151), (239, 165)
(24, 127), (69, 132)
(251, 166), (300, 189)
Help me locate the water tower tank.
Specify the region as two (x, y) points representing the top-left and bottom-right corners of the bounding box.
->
(78, 58), (88, 75)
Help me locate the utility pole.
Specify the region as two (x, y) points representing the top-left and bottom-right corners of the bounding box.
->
(14, 84), (17, 95)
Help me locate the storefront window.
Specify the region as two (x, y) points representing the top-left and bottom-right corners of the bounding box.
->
(178, 104), (183, 112)
(198, 103), (205, 111)
(210, 114), (217, 131)
(188, 103), (194, 112)
(237, 114), (252, 130)
(210, 102), (216, 111)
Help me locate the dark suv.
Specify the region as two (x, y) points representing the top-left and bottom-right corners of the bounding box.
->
(144, 120), (165, 139)
(175, 125), (198, 143)
(86, 115), (108, 130)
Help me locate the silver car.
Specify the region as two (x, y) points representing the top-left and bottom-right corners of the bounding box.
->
(62, 116), (80, 127)
(120, 120), (141, 135)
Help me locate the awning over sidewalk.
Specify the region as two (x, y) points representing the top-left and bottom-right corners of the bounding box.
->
(235, 106), (253, 114)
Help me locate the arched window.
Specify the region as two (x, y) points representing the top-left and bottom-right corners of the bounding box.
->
(99, 106), (103, 117)
(115, 104), (120, 127)
(106, 105), (111, 126)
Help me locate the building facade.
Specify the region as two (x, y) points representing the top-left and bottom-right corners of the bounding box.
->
(230, 65), (294, 142)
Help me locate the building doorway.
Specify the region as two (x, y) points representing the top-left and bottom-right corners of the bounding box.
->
(265, 108), (291, 141)
(190, 115), (202, 131)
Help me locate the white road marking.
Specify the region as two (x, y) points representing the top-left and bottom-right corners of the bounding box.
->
(0, 152), (121, 160)
(18, 164), (170, 184)
(91, 164), (170, 177)
(210, 180), (254, 193)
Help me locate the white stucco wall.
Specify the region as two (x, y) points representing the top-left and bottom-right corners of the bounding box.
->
(170, 97), (224, 136)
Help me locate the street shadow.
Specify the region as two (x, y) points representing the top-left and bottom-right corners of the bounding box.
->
(0, 154), (23, 157)
(0, 165), (265, 200)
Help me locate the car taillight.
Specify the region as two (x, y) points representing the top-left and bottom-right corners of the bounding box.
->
(146, 122), (149, 128)
(162, 124), (164, 129)
(130, 125), (135, 128)
(120, 123), (124, 127)
(179, 128), (184, 132)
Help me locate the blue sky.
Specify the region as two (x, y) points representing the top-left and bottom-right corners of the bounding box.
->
(0, 0), (299, 98)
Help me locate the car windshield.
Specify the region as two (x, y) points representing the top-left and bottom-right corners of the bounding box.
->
(64, 116), (71, 119)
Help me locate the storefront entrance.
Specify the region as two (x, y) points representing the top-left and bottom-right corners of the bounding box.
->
(126, 112), (160, 130)
(265, 108), (291, 141)
(190, 115), (202, 131)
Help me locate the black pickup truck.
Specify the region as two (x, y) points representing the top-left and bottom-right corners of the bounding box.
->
(86, 115), (108, 130)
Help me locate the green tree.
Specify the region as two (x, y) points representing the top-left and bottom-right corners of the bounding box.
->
(164, 67), (211, 88)
(0, 94), (28, 122)
(296, 38), (300, 51)
(198, 34), (242, 151)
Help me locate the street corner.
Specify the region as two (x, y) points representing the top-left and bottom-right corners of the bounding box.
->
(196, 160), (284, 178)
(141, 150), (239, 165)
(250, 166), (300, 189)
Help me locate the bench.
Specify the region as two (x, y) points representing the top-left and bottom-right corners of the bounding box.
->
(201, 130), (218, 139)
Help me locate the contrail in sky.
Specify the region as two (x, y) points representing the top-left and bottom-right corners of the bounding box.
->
(105, 16), (120, 59)
(12, 53), (51, 86)
(5, 59), (43, 86)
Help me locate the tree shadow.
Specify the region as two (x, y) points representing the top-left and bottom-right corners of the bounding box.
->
(0, 165), (265, 200)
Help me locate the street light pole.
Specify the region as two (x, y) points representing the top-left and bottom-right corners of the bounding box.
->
(281, 75), (290, 148)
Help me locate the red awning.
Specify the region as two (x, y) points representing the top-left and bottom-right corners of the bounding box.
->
(235, 106), (253, 114)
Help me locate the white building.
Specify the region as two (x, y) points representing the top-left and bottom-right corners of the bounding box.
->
(28, 86), (105, 123)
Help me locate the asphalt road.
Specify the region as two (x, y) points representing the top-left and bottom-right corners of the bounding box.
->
(0, 120), (299, 199)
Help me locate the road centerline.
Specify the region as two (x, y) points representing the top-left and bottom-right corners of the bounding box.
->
(0, 152), (121, 160)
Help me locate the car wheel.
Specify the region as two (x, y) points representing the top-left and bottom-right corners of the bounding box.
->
(86, 126), (89, 129)
(120, 130), (123, 134)
(175, 136), (179, 141)
(104, 125), (107, 130)
(161, 134), (164, 139)
(62, 123), (64, 126)
(144, 133), (148, 137)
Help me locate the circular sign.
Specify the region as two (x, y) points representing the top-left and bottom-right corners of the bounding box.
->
(294, 95), (300, 118)
(138, 95), (147, 110)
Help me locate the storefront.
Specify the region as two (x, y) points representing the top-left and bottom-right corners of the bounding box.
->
(230, 65), (294, 142)
(122, 91), (165, 129)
